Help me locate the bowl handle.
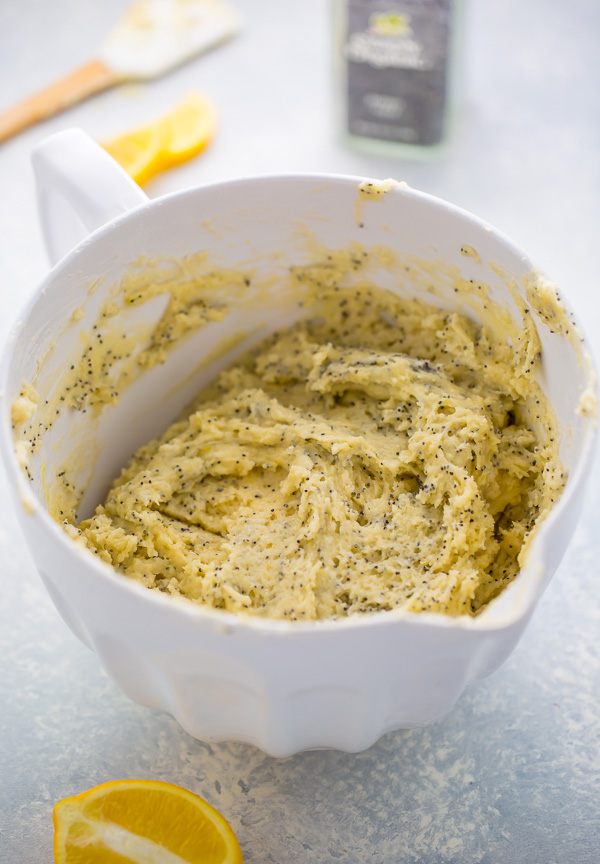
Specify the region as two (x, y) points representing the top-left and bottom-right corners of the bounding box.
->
(31, 127), (148, 266)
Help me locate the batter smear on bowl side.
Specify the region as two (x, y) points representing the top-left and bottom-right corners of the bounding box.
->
(70, 282), (565, 619)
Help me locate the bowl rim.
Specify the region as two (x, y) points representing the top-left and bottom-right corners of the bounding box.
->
(1, 171), (597, 637)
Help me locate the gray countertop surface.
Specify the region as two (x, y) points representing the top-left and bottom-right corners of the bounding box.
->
(1, 1), (599, 861)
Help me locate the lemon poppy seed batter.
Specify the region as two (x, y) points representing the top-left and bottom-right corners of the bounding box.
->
(72, 282), (564, 619)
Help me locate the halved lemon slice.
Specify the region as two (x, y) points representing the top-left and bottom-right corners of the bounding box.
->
(102, 93), (217, 186)
(158, 93), (217, 165)
(53, 779), (243, 864)
(102, 122), (165, 187)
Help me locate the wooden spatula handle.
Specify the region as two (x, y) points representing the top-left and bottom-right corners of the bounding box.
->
(0, 60), (118, 144)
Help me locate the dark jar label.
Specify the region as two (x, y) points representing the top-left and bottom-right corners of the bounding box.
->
(343, 0), (452, 146)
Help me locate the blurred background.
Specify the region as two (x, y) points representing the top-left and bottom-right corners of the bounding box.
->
(0, 1), (599, 862)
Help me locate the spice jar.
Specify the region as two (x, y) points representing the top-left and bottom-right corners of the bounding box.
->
(333, 0), (459, 157)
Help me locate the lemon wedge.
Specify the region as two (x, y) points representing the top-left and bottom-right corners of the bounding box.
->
(53, 778), (243, 864)
(102, 93), (217, 185)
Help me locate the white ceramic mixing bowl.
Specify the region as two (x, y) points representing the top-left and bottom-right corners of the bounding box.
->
(0, 129), (596, 757)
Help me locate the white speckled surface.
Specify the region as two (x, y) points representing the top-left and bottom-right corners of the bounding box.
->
(1, 1), (599, 861)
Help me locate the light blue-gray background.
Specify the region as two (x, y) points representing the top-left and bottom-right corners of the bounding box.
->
(0, 1), (598, 861)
